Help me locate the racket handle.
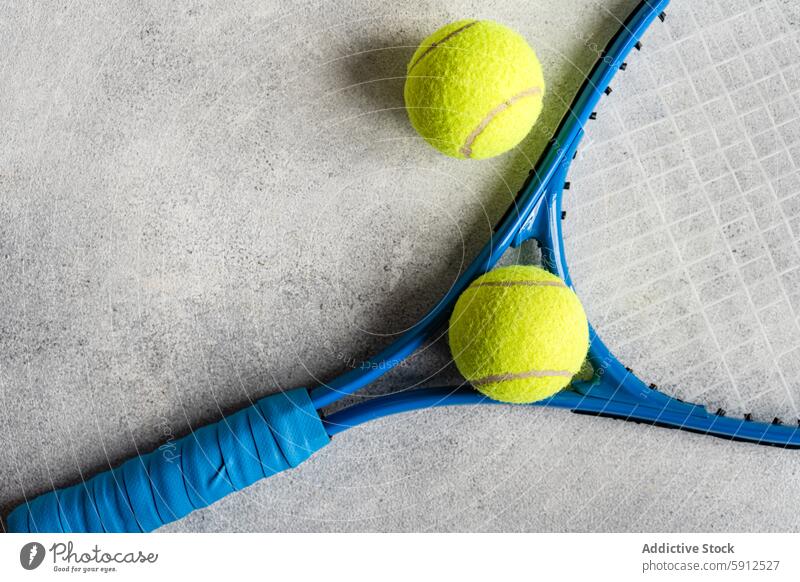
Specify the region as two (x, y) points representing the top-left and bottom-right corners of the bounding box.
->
(6, 388), (329, 533)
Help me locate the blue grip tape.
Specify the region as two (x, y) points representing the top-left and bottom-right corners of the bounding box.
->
(6, 388), (329, 533)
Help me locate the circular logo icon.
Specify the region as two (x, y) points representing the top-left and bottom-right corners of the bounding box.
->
(20, 542), (46, 570)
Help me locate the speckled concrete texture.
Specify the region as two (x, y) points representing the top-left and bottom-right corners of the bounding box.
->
(2, 0), (800, 532)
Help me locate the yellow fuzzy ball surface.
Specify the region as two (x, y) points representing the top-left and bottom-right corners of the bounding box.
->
(449, 266), (589, 403)
(404, 20), (545, 160)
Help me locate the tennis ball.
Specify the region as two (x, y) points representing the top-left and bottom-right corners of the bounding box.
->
(404, 20), (545, 159)
(449, 265), (589, 404)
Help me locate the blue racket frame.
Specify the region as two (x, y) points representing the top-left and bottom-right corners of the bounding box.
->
(9, 0), (800, 537)
(319, 0), (800, 448)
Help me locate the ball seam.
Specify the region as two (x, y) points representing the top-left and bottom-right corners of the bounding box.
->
(459, 86), (543, 158)
(470, 279), (565, 289)
(407, 20), (480, 73)
(471, 369), (575, 386)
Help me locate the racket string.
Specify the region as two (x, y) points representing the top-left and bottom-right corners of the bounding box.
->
(682, 3), (800, 417)
(564, 0), (800, 424)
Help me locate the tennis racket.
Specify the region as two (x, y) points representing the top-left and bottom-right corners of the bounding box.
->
(8, 0), (800, 533)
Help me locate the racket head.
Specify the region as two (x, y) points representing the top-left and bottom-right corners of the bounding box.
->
(329, 0), (800, 448)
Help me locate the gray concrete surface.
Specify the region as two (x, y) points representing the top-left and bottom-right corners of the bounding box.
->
(2, 0), (800, 532)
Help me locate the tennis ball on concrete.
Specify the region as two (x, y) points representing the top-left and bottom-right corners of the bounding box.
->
(449, 265), (588, 403)
(404, 20), (545, 159)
